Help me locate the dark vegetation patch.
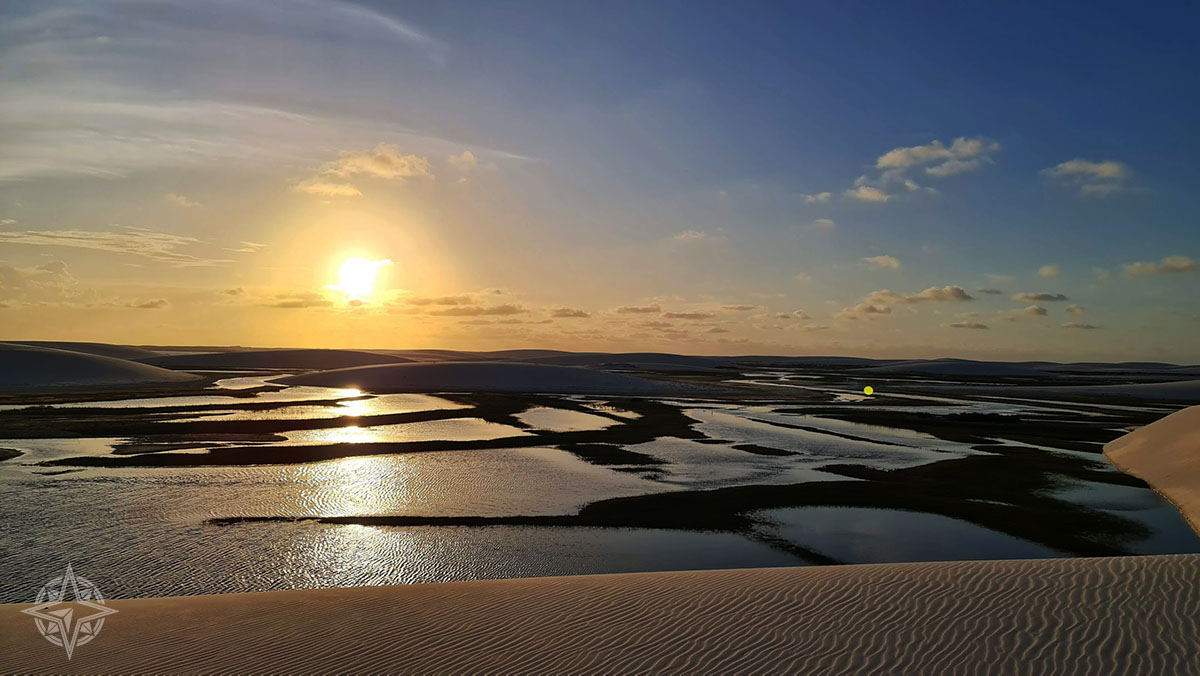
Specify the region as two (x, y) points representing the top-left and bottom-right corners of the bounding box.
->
(556, 443), (665, 466)
(731, 444), (795, 457)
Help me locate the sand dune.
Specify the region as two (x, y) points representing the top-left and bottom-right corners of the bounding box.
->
(2, 554), (1196, 674)
(0, 343), (201, 391)
(1106, 405), (1200, 532)
(4, 341), (162, 360)
(280, 361), (712, 395)
(856, 358), (1056, 378)
(140, 348), (412, 371)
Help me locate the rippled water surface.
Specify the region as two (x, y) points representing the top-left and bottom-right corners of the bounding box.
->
(1, 377), (1197, 602)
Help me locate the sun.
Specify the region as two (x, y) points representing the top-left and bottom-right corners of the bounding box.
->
(330, 257), (391, 301)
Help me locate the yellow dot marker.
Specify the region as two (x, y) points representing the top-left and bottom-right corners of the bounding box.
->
(863, 386), (874, 396)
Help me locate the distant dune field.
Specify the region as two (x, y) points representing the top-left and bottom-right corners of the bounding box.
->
(0, 343), (201, 391)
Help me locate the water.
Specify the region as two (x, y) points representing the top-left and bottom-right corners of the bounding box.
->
(1, 381), (1196, 601)
(758, 507), (1063, 563)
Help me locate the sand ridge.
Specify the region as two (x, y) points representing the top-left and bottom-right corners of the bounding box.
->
(2, 555), (1197, 674)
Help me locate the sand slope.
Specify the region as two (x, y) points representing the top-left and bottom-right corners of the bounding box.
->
(0, 343), (201, 391)
(2, 555), (1196, 674)
(280, 361), (711, 395)
(1106, 405), (1200, 532)
(140, 348), (412, 371)
(5, 341), (162, 360)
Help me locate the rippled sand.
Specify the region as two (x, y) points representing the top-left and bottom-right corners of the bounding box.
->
(2, 555), (1196, 674)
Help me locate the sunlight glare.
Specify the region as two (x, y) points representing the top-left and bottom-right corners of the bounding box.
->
(330, 258), (391, 301)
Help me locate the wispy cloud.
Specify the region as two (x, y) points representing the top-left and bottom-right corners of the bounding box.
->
(945, 321), (988, 329)
(1038, 264), (1059, 278)
(0, 227), (231, 266)
(614, 304), (663, 314)
(801, 192), (831, 204)
(164, 193), (200, 208)
(847, 136), (999, 202)
(551, 308), (590, 318)
(295, 144), (433, 197)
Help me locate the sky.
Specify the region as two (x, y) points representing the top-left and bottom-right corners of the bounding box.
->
(1, 0), (1197, 361)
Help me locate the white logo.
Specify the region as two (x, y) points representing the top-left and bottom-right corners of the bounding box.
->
(21, 564), (118, 659)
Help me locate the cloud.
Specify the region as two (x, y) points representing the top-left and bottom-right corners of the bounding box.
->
(945, 321), (989, 329)
(1023, 305), (1048, 316)
(1066, 304), (1085, 316)
(1038, 264), (1059, 278)
(293, 180), (363, 198)
(847, 137), (998, 204)
(835, 302), (891, 320)
(722, 305), (760, 311)
(663, 311), (717, 320)
(404, 295), (474, 306)
(428, 304), (528, 316)
(671, 230), (710, 242)
(263, 292), (334, 308)
(164, 193), (199, 208)
(1041, 159), (1133, 198)
(706, 327), (730, 334)
(551, 308), (590, 318)
(1062, 322), (1101, 330)
(812, 218), (836, 231)
(0, 219), (15, 226)
(126, 298), (169, 309)
(976, 288), (1004, 295)
(867, 286), (974, 304)
(614, 304), (662, 314)
(224, 287), (245, 296)
(1092, 267), (1111, 281)
(448, 150), (477, 170)
(296, 144), (433, 197)
(862, 255), (901, 270)
(844, 184), (891, 203)
(1122, 255), (1197, 278)
(228, 241), (268, 254)
(802, 192), (832, 204)
(1013, 292), (1069, 302)
(0, 227), (231, 266)
(0, 259), (88, 305)
(775, 310), (810, 320)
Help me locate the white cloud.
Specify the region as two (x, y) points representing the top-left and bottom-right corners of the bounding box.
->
(802, 192), (832, 204)
(835, 302), (891, 320)
(1038, 264), (1059, 279)
(671, 230), (710, 242)
(812, 218), (836, 231)
(1041, 159), (1134, 198)
(844, 184), (891, 203)
(448, 150), (478, 170)
(862, 255), (901, 270)
(1066, 304), (1085, 316)
(1023, 305), (1048, 316)
(1122, 255), (1196, 278)
(876, 137), (999, 176)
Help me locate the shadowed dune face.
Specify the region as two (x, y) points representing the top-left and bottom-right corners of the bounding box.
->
(139, 348), (413, 370)
(278, 361), (713, 395)
(0, 343), (201, 391)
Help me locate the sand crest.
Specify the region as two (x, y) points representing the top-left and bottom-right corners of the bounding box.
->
(0, 343), (201, 391)
(2, 555), (1196, 674)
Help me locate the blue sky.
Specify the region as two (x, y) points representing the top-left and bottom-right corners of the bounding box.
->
(0, 0), (1197, 360)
